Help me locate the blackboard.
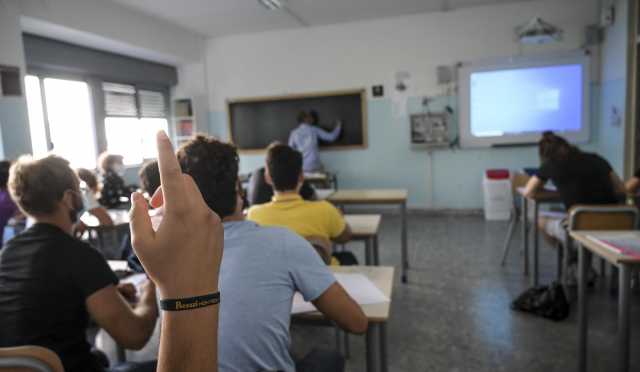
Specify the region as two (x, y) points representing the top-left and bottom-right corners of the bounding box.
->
(227, 89), (367, 151)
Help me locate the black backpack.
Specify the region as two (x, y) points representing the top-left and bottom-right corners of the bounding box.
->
(511, 281), (570, 321)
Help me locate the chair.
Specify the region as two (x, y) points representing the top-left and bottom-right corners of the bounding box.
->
(561, 205), (639, 283)
(0, 346), (64, 372)
(500, 172), (531, 266)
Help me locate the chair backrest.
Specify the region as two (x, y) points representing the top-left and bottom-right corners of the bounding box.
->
(568, 205), (639, 231)
(0, 346), (64, 372)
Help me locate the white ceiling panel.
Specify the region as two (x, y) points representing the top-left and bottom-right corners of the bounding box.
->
(109, 0), (541, 37)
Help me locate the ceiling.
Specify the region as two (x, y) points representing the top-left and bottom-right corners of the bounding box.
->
(109, 0), (537, 38)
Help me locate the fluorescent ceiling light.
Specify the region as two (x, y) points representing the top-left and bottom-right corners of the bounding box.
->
(258, 0), (284, 10)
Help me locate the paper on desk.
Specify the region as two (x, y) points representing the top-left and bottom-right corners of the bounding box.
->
(108, 260), (129, 272)
(291, 273), (389, 314)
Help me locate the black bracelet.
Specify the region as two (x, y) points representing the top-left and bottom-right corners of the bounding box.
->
(160, 292), (220, 312)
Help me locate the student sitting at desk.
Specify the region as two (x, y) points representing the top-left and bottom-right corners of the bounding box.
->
(289, 110), (341, 172)
(247, 143), (316, 206)
(98, 153), (136, 208)
(77, 168), (114, 228)
(0, 155), (158, 372)
(177, 135), (367, 372)
(523, 131), (625, 282)
(248, 144), (351, 263)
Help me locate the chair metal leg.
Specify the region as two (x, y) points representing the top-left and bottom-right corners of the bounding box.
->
(500, 207), (518, 266)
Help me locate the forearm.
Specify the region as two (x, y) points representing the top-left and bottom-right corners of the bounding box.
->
(158, 303), (219, 372)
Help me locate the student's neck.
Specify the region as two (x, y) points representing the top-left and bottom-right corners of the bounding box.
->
(274, 190), (298, 197)
(34, 211), (74, 236)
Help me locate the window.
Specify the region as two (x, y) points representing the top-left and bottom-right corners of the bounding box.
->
(24, 75), (97, 169)
(103, 83), (168, 165)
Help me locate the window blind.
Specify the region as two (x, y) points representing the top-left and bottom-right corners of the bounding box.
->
(103, 83), (167, 118)
(103, 82), (137, 117)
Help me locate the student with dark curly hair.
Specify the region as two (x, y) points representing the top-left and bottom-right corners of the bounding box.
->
(177, 135), (367, 372)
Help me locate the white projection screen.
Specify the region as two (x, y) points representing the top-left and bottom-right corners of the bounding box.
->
(459, 54), (590, 148)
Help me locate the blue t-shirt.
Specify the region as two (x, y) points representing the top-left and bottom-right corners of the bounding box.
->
(288, 123), (341, 172)
(219, 220), (336, 372)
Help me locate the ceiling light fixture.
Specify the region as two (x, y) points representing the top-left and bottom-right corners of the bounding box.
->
(258, 0), (285, 10)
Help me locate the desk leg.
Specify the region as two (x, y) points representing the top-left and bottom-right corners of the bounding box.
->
(522, 197), (529, 276)
(578, 244), (590, 372)
(533, 201), (539, 287)
(374, 235), (380, 266)
(379, 323), (388, 372)
(401, 201), (408, 283)
(366, 324), (379, 372)
(365, 237), (373, 265)
(618, 264), (631, 372)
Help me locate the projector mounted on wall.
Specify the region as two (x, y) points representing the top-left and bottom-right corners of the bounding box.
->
(516, 17), (563, 45)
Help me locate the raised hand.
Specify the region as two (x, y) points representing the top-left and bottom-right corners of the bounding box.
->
(129, 131), (223, 299)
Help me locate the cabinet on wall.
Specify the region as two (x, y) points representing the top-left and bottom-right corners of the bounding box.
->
(171, 95), (207, 148)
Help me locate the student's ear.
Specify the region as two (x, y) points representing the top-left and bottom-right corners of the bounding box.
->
(61, 190), (75, 211)
(296, 172), (304, 192)
(264, 168), (274, 187)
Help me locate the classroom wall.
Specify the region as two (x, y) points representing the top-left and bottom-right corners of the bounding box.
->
(204, 0), (602, 209)
(0, 0), (206, 165)
(0, 0), (32, 159)
(598, 0), (628, 176)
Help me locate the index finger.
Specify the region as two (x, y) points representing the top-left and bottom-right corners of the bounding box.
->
(156, 131), (185, 211)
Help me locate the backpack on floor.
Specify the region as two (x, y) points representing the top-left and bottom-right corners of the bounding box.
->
(511, 281), (570, 321)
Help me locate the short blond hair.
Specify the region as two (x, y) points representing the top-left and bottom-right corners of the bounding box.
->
(9, 155), (79, 217)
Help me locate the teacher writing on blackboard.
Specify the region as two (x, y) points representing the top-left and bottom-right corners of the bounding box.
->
(288, 110), (342, 172)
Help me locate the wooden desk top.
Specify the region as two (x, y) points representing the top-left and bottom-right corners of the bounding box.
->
(570, 231), (640, 265)
(295, 266), (394, 323)
(516, 187), (562, 202)
(329, 189), (408, 204)
(304, 172), (330, 182)
(345, 214), (381, 238)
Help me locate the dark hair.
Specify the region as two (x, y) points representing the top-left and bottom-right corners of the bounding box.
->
(98, 152), (124, 173)
(9, 155), (78, 216)
(538, 131), (578, 163)
(138, 160), (160, 196)
(76, 168), (98, 191)
(177, 135), (239, 218)
(266, 144), (303, 191)
(297, 110), (310, 124)
(0, 160), (12, 190)
(309, 110), (319, 125)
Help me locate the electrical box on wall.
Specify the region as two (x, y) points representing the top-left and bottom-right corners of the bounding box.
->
(410, 112), (450, 149)
(601, 5), (615, 27)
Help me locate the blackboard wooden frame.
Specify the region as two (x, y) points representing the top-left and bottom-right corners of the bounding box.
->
(226, 88), (368, 154)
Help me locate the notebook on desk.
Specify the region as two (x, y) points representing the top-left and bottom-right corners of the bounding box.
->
(587, 234), (640, 258)
(292, 273), (389, 314)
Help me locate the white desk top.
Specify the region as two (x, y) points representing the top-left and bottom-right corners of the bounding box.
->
(329, 189), (408, 204)
(345, 214), (381, 238)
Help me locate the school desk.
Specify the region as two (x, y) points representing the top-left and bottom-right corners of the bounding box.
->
(293, 265), (394, 372)
(345, 214), (382, 265)
(516, 187), (562, 286)
(329, 189), (409, 283)
(570, 231), (640, 372)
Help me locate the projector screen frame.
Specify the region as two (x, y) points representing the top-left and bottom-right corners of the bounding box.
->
(458, 54), (591, 148)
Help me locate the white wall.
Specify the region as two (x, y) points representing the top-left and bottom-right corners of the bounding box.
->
(205, 0), (602, 208)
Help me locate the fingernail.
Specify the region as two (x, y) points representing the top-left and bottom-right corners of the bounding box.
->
(158, 131), (169, 140)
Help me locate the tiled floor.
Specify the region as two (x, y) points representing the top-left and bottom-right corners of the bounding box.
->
(291, 214), (640, 372)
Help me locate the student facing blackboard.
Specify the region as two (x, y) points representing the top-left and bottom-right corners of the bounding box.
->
(289, 110), (342, 172)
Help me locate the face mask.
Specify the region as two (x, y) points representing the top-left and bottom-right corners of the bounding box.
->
(113, 164), (126, 177)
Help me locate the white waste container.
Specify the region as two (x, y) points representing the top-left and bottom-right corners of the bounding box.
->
(483, 169), (512, 221)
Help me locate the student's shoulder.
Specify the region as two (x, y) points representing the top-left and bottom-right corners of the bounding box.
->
(246, 202), (275, 219)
